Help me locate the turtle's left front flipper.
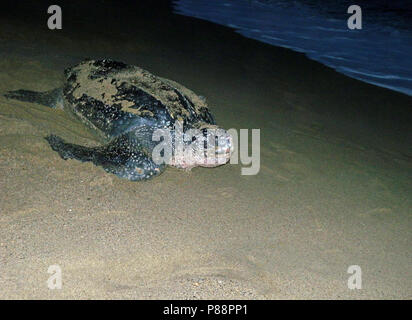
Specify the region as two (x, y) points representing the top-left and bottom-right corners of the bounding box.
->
(45, 133), (165, 181)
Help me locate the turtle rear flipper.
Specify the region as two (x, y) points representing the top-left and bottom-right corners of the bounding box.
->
(45, 133), (165, 181)
(4, 88), (63, 109)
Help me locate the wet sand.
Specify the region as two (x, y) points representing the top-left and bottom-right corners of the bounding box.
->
(0, 1), (411, 299)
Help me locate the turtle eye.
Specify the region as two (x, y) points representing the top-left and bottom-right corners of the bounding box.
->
(215, 135), (220, 147)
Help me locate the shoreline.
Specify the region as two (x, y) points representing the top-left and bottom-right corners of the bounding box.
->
(173, 0), (412, 97)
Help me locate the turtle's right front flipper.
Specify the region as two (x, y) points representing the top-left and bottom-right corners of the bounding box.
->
(45, 133), (165, 181)
(4, 88), (63, 109)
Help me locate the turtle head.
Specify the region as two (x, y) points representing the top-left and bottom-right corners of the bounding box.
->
(171, 123), (234, 169)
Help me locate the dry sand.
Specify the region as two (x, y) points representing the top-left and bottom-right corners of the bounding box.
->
(0, 1), (411, 299)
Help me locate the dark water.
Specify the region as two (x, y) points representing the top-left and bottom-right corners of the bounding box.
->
(174, 0), (412, 96)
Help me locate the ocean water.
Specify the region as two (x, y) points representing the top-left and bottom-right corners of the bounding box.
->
(173, 0), (412, 96)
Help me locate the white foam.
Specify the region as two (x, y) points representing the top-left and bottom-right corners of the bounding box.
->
(174, 0), (412, 97)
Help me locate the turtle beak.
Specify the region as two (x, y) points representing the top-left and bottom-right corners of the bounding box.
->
(202, 129), (233, 165)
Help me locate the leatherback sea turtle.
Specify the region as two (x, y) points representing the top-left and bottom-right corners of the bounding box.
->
(5, 59), (233, 181)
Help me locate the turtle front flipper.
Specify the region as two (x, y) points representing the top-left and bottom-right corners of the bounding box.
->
(4, 88), (63, 109)
(45, 133), (165, 181)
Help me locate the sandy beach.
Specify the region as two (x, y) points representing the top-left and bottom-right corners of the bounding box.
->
(0, 1), (411, 299)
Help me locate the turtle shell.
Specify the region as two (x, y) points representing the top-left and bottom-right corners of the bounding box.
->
(63, 59), (216, 138)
